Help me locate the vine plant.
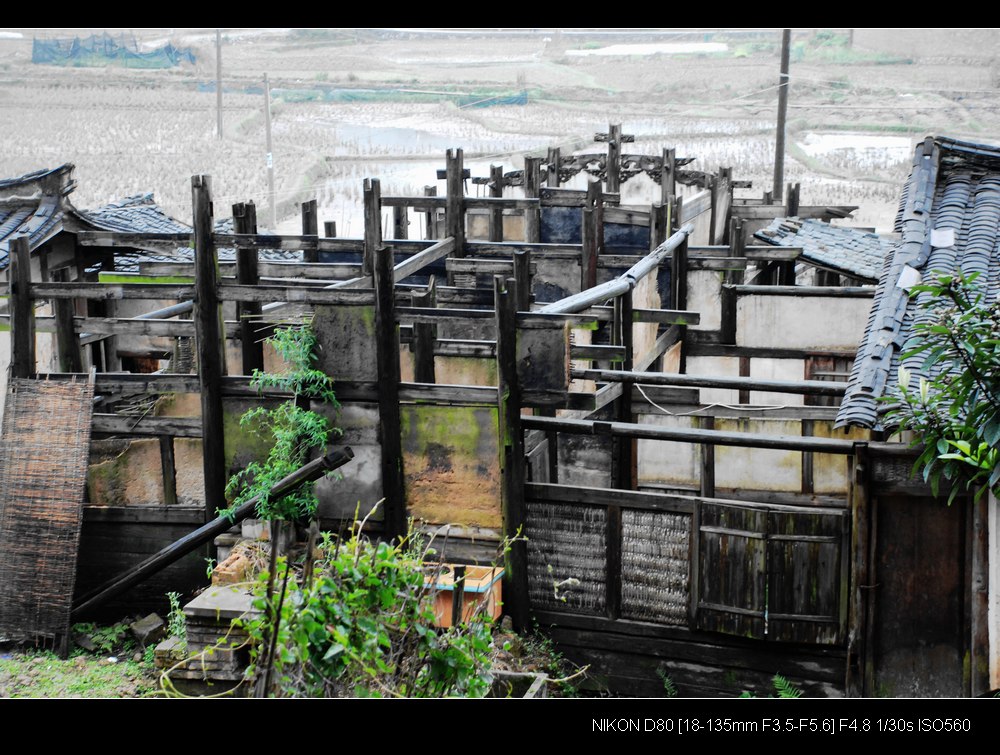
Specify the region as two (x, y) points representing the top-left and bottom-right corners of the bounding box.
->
(223, 322), (341, 521)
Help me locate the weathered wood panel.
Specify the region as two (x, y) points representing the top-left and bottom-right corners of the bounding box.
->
(620, 510), (690, 625)
(766, 508), (847, 645)
(695, 502), (767, 638)
(526, 502), (607, 615)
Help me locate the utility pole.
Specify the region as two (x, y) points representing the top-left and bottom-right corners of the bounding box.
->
(264, 72), (276, 228)
(215, 30), (223, 139)
(773, 28), (791, 202)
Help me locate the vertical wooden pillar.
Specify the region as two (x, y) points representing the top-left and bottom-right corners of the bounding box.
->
(787, 181), (801, 216)
(546, 147), (561, 187)
(671, 234), (688, 311)
(708, 174), (719, 246)
(513, 250), (531, 313)
(301, 199), (318, 263)
(774, 28), (791, 202)
(423, 186), (437, 240)
(612, 294), (635, 491)
(971, 494), (990, 696)
(523, 156), (541, 244)
(234, 201), (264, 376)
(159, 436), (178, 506)
(606, 123), (622, 194)
(324, 220), (337, 239)
(445, 148), (465, 255)
(728, 216), (745, 286)
(411, 278), (436, 384)
(720, 284), (737, 344)
(581, 208), (598, 292)
(392, 205), (408, 240)
(489, 165), (504, 242)
(9, 236), (35, 379)
(650, 202), (668, 251)
(192, 175), (226, 522)
(374, 243), (406, 541)
(699, 416), (716, 498)
(801, 419), (815, 496)
(495, 275), (529, 631)
(662, 147), (676, 206)
(363, 178), (382, 277)
(848, 443), (872, 697)
(53, 267), (82, 374)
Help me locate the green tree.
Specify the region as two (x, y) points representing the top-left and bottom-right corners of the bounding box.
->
(886, 272), (1000, 503)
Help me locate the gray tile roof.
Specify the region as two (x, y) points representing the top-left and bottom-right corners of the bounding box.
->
(754, 217), (892, 282)
(74, 193), (191, 234)
(0, 164), (74, 268)
(836, 135), (1000, 429)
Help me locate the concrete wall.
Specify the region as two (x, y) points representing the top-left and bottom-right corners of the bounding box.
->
(737, 295), (870, 351)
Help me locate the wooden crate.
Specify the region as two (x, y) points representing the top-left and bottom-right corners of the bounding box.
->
(425, 564), (503, 628)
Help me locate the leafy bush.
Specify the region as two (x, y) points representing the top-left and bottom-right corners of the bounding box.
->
(885, 272), (1000, 503)
(239, 525), (495, 698)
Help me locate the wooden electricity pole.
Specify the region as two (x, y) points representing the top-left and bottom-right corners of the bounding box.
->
(215, 30), (223, 139)
(264, 73), (276, 228)
(773, 28), (791, 202)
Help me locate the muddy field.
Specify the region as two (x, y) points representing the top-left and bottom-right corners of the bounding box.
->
(2, 28), (1000, 233)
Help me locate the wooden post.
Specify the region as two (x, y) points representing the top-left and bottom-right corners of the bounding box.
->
(650, 202), (668, 251)
(662, 147), (676, 206)
(606, 123), (622, 194)
(215, 29), (223, 139)
(423, 186), (437, 240)
(374, 243), (406, 541)
(363, 178), (382, 277)
(192, 175), (226, 523)
(513, 250), (531, 313)
(720, 284), (737, 344)
(495, 275), (529, 631)
(708, 174), (719, 246)
(801, 419), (815, 496)
(581, 207), (598, 292)
(546, 147), (561, 187)
(773, 28), (791, 202)
(451, 565), (466, 627)
(523, 156), (541, 244)
(787, 181), (801, 217)
(489, 165), (504, 242)
(411, 278), (436, 384)
(234, 201), (264, 376)
(445, 149), (465, 255)
(301, 199), (318, 263)
(392, 205), (408, 240)
(848, 444), (871, 697)
(53, 267), (82, 374)
(9, 236), (35, 379)
(971, 494), (990, 696)
(699, 416), (716, 498)
(612, 294), (636, 491)
(324, 220), (337, 238)
(102, 299), (122, 373)
(671, 234), (688, 311)
(738, 355), (751, 404)
(160, 436), (178, 506)
(727, 216), (745, 286)
(263, 73), (276, 228)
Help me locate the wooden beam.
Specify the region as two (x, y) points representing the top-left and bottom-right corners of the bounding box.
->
(392, 205), (408, 240)
(671, 234), (688, 311)
(363, 178), (382, 277)
(699, 416), (716, 498)
(423, 186), (438, 240)
(391, 236), (455, 282)
(445, 149), (465, 258)
(411, 279), (436, 384)
(52, 267), (82, 373)
(523, 156), (542, 244)
(301, 199), (319, 263)
(92, 414), (203, 437)
(234, 201), (264, 376)
(522, 414), (859, 454)
(374, 244), (406, 541)
(489, 164), (504, 242)
(662, 147), (676, 206)
(191, 175), (226, 523)
(495, 275), (529, 631)
(159, 436), (178, 506)
(9, 236), (35, 378)
(546, 147), (561, 187)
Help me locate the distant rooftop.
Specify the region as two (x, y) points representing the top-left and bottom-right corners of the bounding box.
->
(754, 217), (893, 282)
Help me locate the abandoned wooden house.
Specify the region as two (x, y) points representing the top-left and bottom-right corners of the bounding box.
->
(0, 128), (995, 697)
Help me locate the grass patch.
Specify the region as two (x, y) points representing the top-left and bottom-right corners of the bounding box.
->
(0, 647), (157, 698)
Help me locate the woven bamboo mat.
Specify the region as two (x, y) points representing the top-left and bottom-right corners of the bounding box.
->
(0, 378), (94, 644)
